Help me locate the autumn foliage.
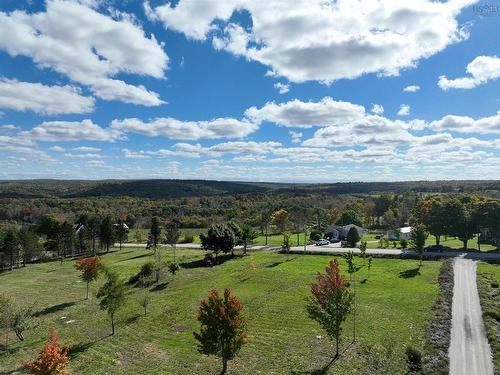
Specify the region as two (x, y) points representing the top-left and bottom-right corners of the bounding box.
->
(194, 288), (248, 374)
(307, 259), (354, 358)
(22, 327), (71, 375)
(74, 257), (102, 299)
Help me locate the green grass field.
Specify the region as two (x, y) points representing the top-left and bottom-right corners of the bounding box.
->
(365, 233), (497, 252)
(0, 248), (440, 374)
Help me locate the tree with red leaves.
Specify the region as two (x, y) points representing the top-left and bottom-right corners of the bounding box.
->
(22, 327), (71, 375)
(74, 257), (102, 300)
(307, 259), (354, 358)
(194, 288), (248, 374)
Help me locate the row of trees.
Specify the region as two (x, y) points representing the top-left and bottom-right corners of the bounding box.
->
(0, 215), (130, 270)
(411, 195), (500, 250)
(22, 258), (354, 375)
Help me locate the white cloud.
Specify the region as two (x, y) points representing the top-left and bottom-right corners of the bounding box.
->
(438, 55), (500, 90)
(403, 85), (420, 92)
(0, 78), (94, 114)
(64, 152), (103, 159)
(0, 0), (168, 106)
(245, 97), (365, 127)
(111, 117), (258, 140)
(23, 119), (122, 142)
(398, 104), (411, 116)
(274, 82), (290, 94)
(289, 131), (302, 143)
(371, 104), (384, 115)
(48, 146), (65, 152)
(73, 146), (101, 152)
(148, 0), (472, 83)
(430, 112), (500, 134)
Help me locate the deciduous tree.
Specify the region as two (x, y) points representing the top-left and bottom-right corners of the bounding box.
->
(74, 257), (102, 300)
(200, 224), (236, 263)
(240, 224), (257, 255)
(194, 289), (248, 375)
(165, 219), (181, 262)
(97, 269), (126, 336)
(409, 224), (428, 266)
(307, 260), (354, 358)
(115, 219), (129, 251)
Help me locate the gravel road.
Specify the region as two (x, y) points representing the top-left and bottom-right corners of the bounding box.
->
(448, 258), (494, 375)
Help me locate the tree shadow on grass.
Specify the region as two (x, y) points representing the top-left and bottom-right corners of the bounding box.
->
(292, 342), (354, 375)
(69, 335), (109, 359)
(33, 301), (76, 317)
(399, 267), (421, 279)
(265, 261), (284, 268)
(124, 314), (141, 325)
(179, 254), (235, 269)
(117, 253), (151, 262)
(0, 365), (25, 374)
(150, 281), (170, 292)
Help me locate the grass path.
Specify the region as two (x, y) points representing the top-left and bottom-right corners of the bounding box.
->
(1, 248), (441, 374)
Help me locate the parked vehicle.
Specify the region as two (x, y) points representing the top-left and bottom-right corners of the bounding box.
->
(315, 239), (330, 246)
(427, 245), (444, 253)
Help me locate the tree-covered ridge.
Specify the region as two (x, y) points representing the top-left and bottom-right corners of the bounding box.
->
(0, 179), (499, 199)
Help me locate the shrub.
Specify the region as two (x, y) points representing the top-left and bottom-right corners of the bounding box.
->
(203, 253), (216, 267)
(181, 234), (194, 243)
(129, 261), (155, 286)
(309, 230), (322, 241)
(22, 327), (71, 375)
(400, 238), (408, 249)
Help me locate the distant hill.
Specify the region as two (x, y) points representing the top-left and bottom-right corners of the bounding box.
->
(0, 179), (498, 199)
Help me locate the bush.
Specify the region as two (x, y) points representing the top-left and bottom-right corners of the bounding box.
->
(378, 238), (390, 248)
(309, 230), (322, 241)
(180, 234), (194, 243)
(400, 238), (408, 249)
(203, 253), (216, 267)
(129, 261), (155, 286)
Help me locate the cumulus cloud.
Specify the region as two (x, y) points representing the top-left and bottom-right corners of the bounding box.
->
(23, 119), (122, 142)
(0, 0), (168, 106)
(430, 112), (500, 134)
(438, 55), (500, 90)
(289, 131), (302, 143)
(398, 104), (411, 116)
(0, 78), (94, 114)
(403, 85), (420, 92)
(147, 0), (472, 83)
(274, 82), (290, 94)
(111, 117), (258, 140)
(245, 97), (365, 127)
(371, 104), (384, 115)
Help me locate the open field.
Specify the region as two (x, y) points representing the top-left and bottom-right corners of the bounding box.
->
(0, 248), (441, 374)
(365, 234), (497, 252)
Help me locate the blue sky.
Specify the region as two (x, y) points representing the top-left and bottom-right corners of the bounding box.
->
(0, 0), (499, 181)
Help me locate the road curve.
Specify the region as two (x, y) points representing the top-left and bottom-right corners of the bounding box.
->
(448, 258), (493, 375)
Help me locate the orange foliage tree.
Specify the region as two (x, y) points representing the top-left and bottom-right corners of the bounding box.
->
(194, 288), (248, 374)
(307, 259), (354, 358)
(22, 327), (71, 375)
(74, 257), (102, 299)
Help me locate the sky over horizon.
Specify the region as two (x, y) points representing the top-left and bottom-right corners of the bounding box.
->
(0, 0), (499, 182)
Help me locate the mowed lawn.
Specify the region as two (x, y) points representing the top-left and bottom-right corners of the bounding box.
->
(1, 249), (441, 374)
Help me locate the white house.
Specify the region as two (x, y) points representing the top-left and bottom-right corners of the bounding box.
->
(387, 226), (411, 241)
